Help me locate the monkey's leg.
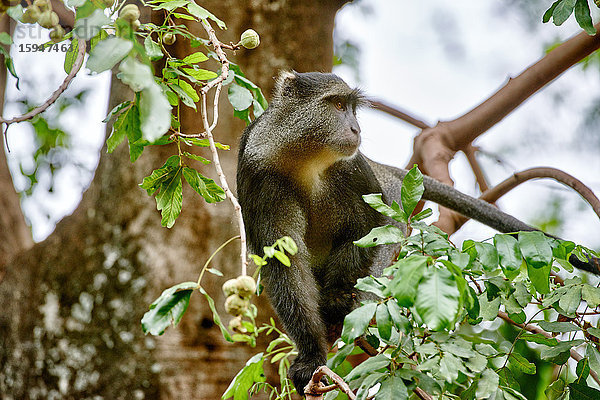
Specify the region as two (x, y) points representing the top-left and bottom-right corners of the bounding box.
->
(260, 249), (330, 393)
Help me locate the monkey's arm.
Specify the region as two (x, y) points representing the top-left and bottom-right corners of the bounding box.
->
(366, 157), (600, 275)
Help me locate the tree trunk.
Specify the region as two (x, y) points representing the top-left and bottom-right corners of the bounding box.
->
(0, 1), (344, 398)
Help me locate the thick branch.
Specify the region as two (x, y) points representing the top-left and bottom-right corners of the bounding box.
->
(451, 166), (600, 230)
(498, 310), (600, 386)
(305, 366), (356, 400)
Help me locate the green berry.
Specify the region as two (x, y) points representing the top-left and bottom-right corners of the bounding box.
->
(49, 25), (65, 43)
(224, 294), (249, 316)
(222, 278), (238, 297)
(22, 5), (41, 24)
(131, 19), (141, 31)
(240, 29), (260, 49)
(235, 276), (256, 298)
(119, 4), (140, 22)
(33, 0), (49, 11)
(38, 10), (59, 29)
(162, 33), (176, 45)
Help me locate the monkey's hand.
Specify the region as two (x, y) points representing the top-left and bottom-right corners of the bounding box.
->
(289, 356), (326, 397)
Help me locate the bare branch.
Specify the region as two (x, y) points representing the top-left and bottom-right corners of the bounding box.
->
(304, 366), (356, 400)
(498, 310), (600, 386)
(0, 39), (86, 128)
(463, 145), (490, 193)
(369, 99), (430, 130)
(199, 20), (248, 276)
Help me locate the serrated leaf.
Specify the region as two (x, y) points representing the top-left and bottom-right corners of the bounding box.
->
(341, 302), (377, 343)
(414, 267), (460, 331)
(182, 167), (226, 203)
(509, 352), (536, 374)
(385, 255), (428, 307)
(141, 281), (197, 335)
(519, 231), (553, 269)
(401, 165), (424, 217)
(354, 225), (404, 248)
(87, 37), (133, 73)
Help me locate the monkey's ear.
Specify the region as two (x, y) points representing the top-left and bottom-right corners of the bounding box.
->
(273, 70), (298, 100)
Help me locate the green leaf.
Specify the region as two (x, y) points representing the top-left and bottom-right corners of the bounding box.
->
(386, 300), (410, 333)
(183, 51), (209, 64)
(141, 281), (197, 335)
(553, 0), (577, 26)
(198, 286), (232, 342)
(581, 284), (600, 307)
(183, 151), (211, 164)
(103, 101), (132, 123)
(559, 285), (582, 316)
(509, 352), (536, 375)
(341, 302), (377, 343)
(494, 234), (523, 273)
(545, 379), (566, 400)
(155, 165), (183, 228)
(344, 354), (390, 381)
(401, 165), (424, 218)
(519, 231), (553, 269)
(568, 382), (600, 400)
(478, 292), (500, 321)
(0, 32), (11, 45)
(87, 37), (133, 73)
(527, 262), (551, 295)
(575, 0), (596, 34)
(182, 67), (219, 81)
(537, 321), (581, 333)
(354, 225), (405, 247)
(576, 358), (590, 383)
(144, 36), (163, 61)
(182, 167), (226, 203)
(107, 104), (140, 154)
(385, 255), (428, 307)
(362, 193), (406, 222)
(519, 333), (558, 346)
(544, 1), (562, 23)
(355, 276), (385, 298)
(151, 0), (188, 11)
(414, 267), (460, 331)
(327, 343), (355, 371)
(118, 57), (155, 92)
(64, 39), (79, 74)
(222, 353), (266, 400)
(376, 303), (392, 341)
(587, 343), (600, 373)
(74, 9), (110, 40)
(139, 83), (172, 142)
(169, 82), (197, 110)
(476, 369), (499, 399)
(375, 375), (408, 400)
(474, 242), (499, 271)
(540, 339), (584, 364)
(228, 83), (254, 111)
(186, 2), (226, 29)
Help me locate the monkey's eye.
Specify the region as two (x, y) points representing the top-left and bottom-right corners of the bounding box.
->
(334, 99), (347, 111)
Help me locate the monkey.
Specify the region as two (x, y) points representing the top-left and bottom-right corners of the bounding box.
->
(236, 71), (599, 393)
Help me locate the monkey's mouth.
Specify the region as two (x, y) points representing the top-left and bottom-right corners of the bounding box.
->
(334, 131), (361, 156)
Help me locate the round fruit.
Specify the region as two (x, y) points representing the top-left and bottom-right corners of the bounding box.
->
(240, 29), (260, 49)
(162, 33), (176, 45)
(49, 25), (65, 42)
(119, 4), (140, 22)
(236, 275), (256, 298)
(22, 5), (41, 24)
(228, 316), (246, 333)
(33, 0), (50, 11)
(224, 294), (249, 316)
(131, 19), (141, 31)
(38, 10), (59, 29)
(222, 278), (238, 297)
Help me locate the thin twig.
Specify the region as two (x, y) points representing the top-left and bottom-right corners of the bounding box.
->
(0, 39), (86, 128)
(463, 144), (490, 193)
(305, 366), (356, 400)
(199, 19), (248, 276)
(369, 99), (430, 130)
(498, 310), (600, 386)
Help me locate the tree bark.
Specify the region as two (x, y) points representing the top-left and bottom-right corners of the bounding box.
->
(0, 1), (344, 398)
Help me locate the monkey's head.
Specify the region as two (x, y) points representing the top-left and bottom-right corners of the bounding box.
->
(271, 71), (368, 158)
